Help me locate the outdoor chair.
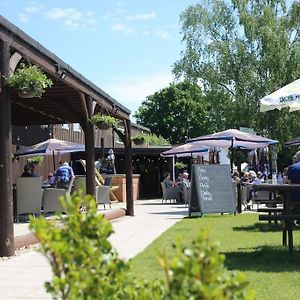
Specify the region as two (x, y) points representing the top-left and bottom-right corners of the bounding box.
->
(16, 176), (43, 222)
(182, 185), (191, 207)
(161, 182), (181, 203)
(42, 177), (74, 215)
(73, 175), (111, 209)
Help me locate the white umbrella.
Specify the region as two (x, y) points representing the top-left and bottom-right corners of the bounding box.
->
(15, 138), (85, 170)
(260, 78), (300, 112)
(161, 143), (209, 157)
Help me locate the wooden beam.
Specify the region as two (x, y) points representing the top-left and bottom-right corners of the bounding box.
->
(124, 119), (134, 216)
(84, 95), (96, 197)
(79, 92), (89, 123)
(0, 40), (14, 257)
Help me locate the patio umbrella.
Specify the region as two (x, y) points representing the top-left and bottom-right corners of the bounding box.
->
(187, 129), (278, 149)
(260, 78), (300, 112)
(161, 143), (209, 157)
(284, 136), (300, 147)
(15, 138), (85, 170)
(187, 129), (277, 171)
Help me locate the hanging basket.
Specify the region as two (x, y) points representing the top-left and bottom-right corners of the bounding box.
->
(133, 138), (145, 145)
(96, 121), (111, 130)
(17, 90), (38, 99)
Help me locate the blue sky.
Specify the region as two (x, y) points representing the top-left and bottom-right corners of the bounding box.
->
(0, 1), (196, 118)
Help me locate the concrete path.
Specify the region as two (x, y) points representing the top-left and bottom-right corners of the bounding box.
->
(0, 200), (187, 299)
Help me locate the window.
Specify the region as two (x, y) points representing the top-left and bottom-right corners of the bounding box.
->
(61, 124), (69, 130)
(73, 123), (81, 132)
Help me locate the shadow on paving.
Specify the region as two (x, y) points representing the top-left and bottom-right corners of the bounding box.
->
(150, 210), (188, 217)
(224, 245), (300, 272)
(139, 202), (185, 206)
(233, 222), (300, 232)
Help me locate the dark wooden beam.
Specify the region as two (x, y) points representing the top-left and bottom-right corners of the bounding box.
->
(50, 97), (83, 124)
(124, 119), (134, 216)
(79, 92), (89, 125)
(0, 40), (14, 257)
(84, 95), (95, 197)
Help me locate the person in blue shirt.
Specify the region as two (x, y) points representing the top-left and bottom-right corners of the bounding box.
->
(287, 151), (300, 206)
(55, 162), (74, 189)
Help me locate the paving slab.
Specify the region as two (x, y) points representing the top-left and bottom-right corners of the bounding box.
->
(0, 199), (188, 299)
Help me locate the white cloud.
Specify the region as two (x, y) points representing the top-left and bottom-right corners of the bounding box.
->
(45, 8), (97, 30)
(154, 28), (170, 39)
(111, 23), (135, 34)
(102, 72), (174, 117)
(18, 13), (30, 23)
(126, 11), (156, 21)
(24, 2), (44, 13)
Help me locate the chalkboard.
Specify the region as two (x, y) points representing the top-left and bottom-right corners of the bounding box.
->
(188, 165), (236, 217)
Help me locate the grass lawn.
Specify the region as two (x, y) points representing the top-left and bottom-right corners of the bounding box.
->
(129, 213), (300, 300)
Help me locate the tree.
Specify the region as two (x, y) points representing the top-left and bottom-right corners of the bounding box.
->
(134, 81), (234, 144)
(173, 0), (300, 147)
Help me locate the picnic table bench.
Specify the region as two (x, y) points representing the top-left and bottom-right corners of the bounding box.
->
(254, 183), (300, 254)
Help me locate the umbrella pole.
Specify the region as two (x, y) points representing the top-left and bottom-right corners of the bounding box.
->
(230, 139), (234, 173)
(52, 151), (56, 172)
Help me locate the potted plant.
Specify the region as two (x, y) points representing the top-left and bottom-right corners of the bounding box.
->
(90, 113), (119, 130)
(131, 132), (148, 145)
(6, 63), (53, 98)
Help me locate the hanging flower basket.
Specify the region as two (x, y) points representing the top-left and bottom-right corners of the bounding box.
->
(132, 137), (145, 145)
(96, 121), (111, 130)
(6, 63), (53, 99)
(16, 90), (38, 99)
(90, 113), (119, 130)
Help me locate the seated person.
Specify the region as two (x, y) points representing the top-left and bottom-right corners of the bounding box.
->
(247, 170), (262, 201)
(181, 171), (190, 188)
(163, 172), (175, 188)
(55, 162), (75, 189)
(43, 173), (55, 187)
(21, 164), (32, 177)
(232, 170), (241, 184)
(257, 171), (265, 183)
(241, 172), (250, 183)
(30, 163), (39, 177)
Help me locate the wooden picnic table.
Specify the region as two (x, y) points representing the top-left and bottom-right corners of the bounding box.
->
(254, 183), (300, 254)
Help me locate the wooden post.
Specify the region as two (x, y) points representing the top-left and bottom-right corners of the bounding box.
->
(124, 119), (134, 216)
(0, 40), (14, 257)
(84, 95), (95, 197)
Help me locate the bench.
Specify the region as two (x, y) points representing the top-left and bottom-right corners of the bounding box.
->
(257, 207), (283, 224)
(258, 214), (300, 254)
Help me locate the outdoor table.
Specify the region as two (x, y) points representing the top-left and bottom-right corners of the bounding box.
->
(254, 183), (300, 254)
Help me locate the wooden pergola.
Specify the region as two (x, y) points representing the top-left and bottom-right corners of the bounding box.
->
(0, 16), (134, 257)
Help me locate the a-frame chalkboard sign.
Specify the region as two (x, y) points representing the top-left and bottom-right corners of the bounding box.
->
(188, 164), (236, 217)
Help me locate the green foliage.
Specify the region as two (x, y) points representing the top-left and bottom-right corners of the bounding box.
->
(90, 113), (119, 128)
(131, 132), (170, 146)
(158, 230), (254, 300)
(174, 0), (300, 153)
(27, 156), (44, 165)
(7, 63), (53, 98)
(134, 81), (231, 144)
(30, 192), (252, 300)
(175, 161), (185, 170)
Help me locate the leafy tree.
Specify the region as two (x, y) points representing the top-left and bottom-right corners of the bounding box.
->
(173, 0), (300, 150)
(134, 81), (234, 144)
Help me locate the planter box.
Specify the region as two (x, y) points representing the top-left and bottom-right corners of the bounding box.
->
(96, 122), (111, 130)
(108, 174), (140, 202)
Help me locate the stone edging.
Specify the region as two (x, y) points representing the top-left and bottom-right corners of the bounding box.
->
(14, 208), (127, 250)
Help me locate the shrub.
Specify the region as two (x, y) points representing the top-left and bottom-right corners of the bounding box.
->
(175, 161), (186, 170)
(30, 192), (253, 300)
(132, 132), (170, 146)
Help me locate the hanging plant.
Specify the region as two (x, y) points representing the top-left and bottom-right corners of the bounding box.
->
(6, 63), (53, 98)
(27, 156), (44, 166)
(175, 161), (186, 170)
(131, 132), (148, 145)
(90, 113), (119, 130)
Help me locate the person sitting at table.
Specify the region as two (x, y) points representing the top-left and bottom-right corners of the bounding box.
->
(287, 151), (300, 217)
(232, 170), (241, 184)
(55, 161), (75, 189)
(257, 171), (266, 183)
(29, 163), (39, 177)
(162, 171), (182, 202)
(21, 164), (32, 177)
(181, 171), (190, 188)
(43, 173), (55, 187)
(241, 172), (250, 183)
